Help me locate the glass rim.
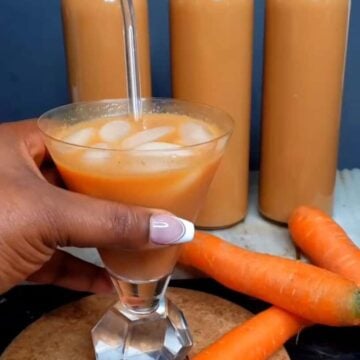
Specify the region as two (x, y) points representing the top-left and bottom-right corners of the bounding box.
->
(37, 98), (234, 153)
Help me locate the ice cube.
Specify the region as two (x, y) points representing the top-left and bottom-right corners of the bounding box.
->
(64, 127), (95, 146)
(134, 142), (193, 158)
(99, 120), (131, 143)
(121, 126), (175, 149)
(83, 143), (110, 162)
(180, 122), (213, 145)
(124, 141), (193, 174)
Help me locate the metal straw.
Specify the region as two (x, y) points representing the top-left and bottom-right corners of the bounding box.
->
(120, 0), (142, 121)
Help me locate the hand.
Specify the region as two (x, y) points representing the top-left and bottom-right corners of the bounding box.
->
(0, 120), (193, 295)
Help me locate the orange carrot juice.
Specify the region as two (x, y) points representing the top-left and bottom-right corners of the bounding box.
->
(42, 104), (231, 281)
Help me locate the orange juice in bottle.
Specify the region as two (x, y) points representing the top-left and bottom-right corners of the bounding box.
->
(171, 0), (254, 228)
(61, 0), (152, 101)
(259, 0), (351, 223)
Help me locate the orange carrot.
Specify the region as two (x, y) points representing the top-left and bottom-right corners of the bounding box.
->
(187, 232), (307, 360)
(190, 222), (360, 360)
(289, 206), (360, 285)
(193, 307), (307, 360)
(179, 231), (360, 326)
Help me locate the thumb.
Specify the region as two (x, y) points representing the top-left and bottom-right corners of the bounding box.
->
(53, 189), (194, 250)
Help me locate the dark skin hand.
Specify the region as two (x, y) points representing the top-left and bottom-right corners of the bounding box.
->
(0, 120), (159, 295)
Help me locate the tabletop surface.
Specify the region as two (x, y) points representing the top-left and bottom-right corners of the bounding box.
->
(1, 280), (360, 360)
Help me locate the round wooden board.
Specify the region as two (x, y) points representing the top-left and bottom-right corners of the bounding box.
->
(1, 288), (290, 360)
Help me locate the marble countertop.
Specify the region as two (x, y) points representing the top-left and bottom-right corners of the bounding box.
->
(214, 169), (360, 256)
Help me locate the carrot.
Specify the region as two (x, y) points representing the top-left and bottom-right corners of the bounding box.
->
(289, 206), (360, 285)
(179, 231), (360, 326)
(190, 222), (360, 360)
(193, 307), (307, 360)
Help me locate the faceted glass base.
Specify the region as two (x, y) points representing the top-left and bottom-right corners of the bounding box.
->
(91, 297), (193, 360)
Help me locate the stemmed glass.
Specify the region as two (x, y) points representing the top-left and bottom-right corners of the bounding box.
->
(38, 98), (233, 360)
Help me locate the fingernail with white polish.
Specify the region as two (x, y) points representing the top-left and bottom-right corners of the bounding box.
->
(150, 214), (195, 246)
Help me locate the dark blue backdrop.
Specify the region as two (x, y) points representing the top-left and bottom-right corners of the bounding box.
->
(0, 0), (359, 169)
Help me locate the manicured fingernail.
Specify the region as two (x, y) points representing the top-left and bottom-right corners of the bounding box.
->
(150, 214), (195, 246)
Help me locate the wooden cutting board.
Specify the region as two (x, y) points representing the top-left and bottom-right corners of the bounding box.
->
(1, 288), (290, 360)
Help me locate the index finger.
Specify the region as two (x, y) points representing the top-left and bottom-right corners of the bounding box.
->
(7, 119), (49, 167)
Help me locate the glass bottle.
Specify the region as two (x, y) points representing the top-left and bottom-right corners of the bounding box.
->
(259, 0), (351, 223)
(170, 0), (254, 228)
(61, 0), (152, 101)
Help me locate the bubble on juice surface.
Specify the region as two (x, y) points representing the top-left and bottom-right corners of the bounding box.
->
(99, 120), (131, 143)
(180, 122), (214, 146)
(135, 142), (193, 157)
(63, 127), (96, 146)
(82, 143), (111, 162)
(129, 156), (181, 173)
(135, 141), (181, 151)
(121, 126), (175, 149)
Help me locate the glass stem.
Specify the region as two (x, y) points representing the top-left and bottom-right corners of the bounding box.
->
(110, 274), (171, 314)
